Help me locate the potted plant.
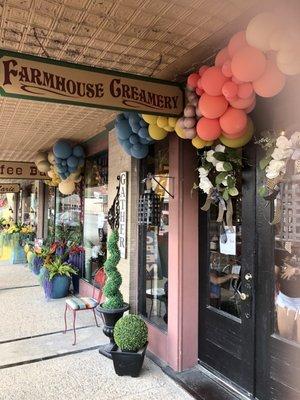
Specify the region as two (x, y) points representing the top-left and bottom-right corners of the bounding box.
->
(96, 229), (129, 358)
(68, 244), (85, 293)
(111, 315), (148, 377)
(41, 257), (77, 299)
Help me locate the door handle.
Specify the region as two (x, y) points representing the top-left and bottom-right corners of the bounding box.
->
(245, 272), (252, 281)
(237, 289), (250, 301)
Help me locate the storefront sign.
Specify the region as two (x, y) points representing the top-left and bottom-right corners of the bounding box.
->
(0, 161), (48, 180)
(0, 50), (183, 116)
(119, 172), (128, 259)
(0, 183), (20, 193)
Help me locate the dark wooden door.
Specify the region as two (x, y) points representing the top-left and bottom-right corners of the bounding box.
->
(198, 144), (256, 395)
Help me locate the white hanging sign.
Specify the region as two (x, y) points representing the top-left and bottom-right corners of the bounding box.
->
(119, 172), (128, 259)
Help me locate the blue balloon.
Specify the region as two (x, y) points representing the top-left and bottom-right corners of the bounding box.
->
(68, 166), (77, 173)
(129, 121), (140, 134)
(57, 165), (67, 173)
(53, 140), (72, 159)
(72, 145), (85, 158)
(60, 173), (67, 180)
(65, 171), (70, 177)
(131, 144), (149, 159)
(138, 127), (149, 139)
(55, 157), (62, 165)
(129, 134), (139, 145)
(61, 160), (66, 166)
(139, 119), (148, 128)
(140, 137), (150, 145)
(116, 119), (131, 140)
(121, 139), (132, 154)
(78, 158), (85, 167)
(116, 113), (125, 122)
(67, 155), (79, 168)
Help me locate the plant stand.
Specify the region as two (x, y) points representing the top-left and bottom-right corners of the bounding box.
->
(96, 303), (129, 359)
(111, 343), (148, 377)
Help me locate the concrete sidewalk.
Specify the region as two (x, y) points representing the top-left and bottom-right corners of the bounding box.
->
(0, 263), (193, 400)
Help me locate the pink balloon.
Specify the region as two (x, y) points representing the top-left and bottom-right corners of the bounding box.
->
(231, 46), (267, 82)
(198, 93), (228, 119)
(196, 117), (221, 141)
(229, 93), (255, 109)
(184, 128), (197, 139)
(187, 73), (200, 89)
(222, 60), (233, 78)
(215, 47), (230, 67)
(219, 107), (247, 135)
(228, 31), (248, 57)
(252, 59), (286, 97)
(184, 105), (196, 118)
(232, 76), (243, 84)
(201, 66), (229, 96)
(183, 117), (196, 128)
(196, 87), (204, 96)
(197, 77), (203, 90)
(222, 81), (238, 99)
(245, 98), (256, 113)
(199, 65), (209, 76)
(237, 82), (253, 99)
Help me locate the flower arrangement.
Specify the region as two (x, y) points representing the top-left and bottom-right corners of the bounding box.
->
(197, 144), (242, 224)
(0, 223), (35, 251)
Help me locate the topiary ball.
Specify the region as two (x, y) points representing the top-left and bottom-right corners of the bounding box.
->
(114, 315), (148, 352)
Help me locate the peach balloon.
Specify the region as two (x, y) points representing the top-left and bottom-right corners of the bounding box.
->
(197, 77), (203, 90)
(196, 87), (204, 96)
(253, 59), (286, 97)
(222, 81), (238, 99)
(199, 65), (209, 76)
(228, 31), (248, 57)
(229, 92), (255, 109)
(219, 107), (247, 135)
(238, 82), (253, 99)
(187, 73), (200, 88)
(215, 47), (230, 67)
(232, 76), (243, 84)
(198, 93), (228, 119)
(246, 12), (282, 52)
(196, 117), (221, 141)
(231, 46), (267, 82)
(222, 60), (233, 78)
(221, 117), (253, 139)
(245, 98), (256, 114)
(201, 66), (229, 96)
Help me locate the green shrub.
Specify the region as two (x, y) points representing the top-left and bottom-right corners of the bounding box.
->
(114, 315), (148, 352)
(45, 257), (77, 280)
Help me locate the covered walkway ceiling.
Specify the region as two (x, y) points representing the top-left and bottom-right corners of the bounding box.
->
(0, 0), (280, 162)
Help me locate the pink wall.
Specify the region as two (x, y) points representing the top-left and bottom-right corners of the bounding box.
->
(147, 136), (199, 372)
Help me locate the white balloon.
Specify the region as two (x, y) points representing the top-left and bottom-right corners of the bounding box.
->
(37, 160), (51, 173)
(58, 180), (75, 195)
(47, 151), (56, 165)
(35, 152), (47, 165)
(246, 12), (282, 52)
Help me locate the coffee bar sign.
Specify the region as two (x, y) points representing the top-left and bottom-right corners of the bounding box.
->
(0, 50), (183, 116)
(0, 161), (48, 180)
(0, 183), (20, 193)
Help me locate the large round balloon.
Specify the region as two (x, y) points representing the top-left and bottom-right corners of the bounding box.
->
(219, 107), (247, 135)
(116, 119), (132, 140)
(277, 51), (300, 76)
(253, 59), (286, 97)
(215, 47), (230, 67)
(131, 144), (149, 159)
(157, 116), (169, 128)
(198, 93), (228, 119)
(201, 66), (229, 96)
(53, 140), (72, 159)
(58, 180), (75, 195)
(148, 124), (168, 140)
(246, 12), (282, 52)
(196, 117), (221, 141)
(228, 31), (247, 57)
(37, 160), (51, 173)
(142, 114), (158, 125)
(229, 93), (255, 110)
(219, 119), (254, 148)
(231, 46), (267, 82)
(72, 145), (85, 158)
(222, 117), (254, 139)
(187, 73), (200, 89)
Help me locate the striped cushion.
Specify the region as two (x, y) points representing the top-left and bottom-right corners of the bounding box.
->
(66, 296), (98, 310)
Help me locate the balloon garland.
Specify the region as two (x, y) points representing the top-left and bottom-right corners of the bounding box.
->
(35, 140), (85, 195)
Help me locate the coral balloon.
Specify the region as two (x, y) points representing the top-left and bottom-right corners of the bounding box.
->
(196, 117), (221, 141)
(196, 88), (204, 96)
(229, 93), (255, 109)
(238, 83), (253, 99)
(219, 119), (254, 148)
(231, 46), (267, 82)
(222, 81), (238, 100)
(198, 93), (228, 119)
(197, 77), (203, 90)
(148, 124), (168, 140)
(201, 66), (229, 96)
(246, 12), (282, 52)
(199, 65), (209, 76)
(228, 31), (247, 57)
(245, 98), (256, 114)
(253, 59), (286, 97)
(222, 117), (254, 139)
(215, 48), (230, 67)
(222, 60), (233, 78)
(187, 73), (200, 89)
(192, 137), (213, 149)
(219, 107), (247, 135)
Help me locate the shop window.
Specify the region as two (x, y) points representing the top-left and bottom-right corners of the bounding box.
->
(138, 140), (169, 330)
(55, 183), (83, 244)
(46, 186), (56, 241)
(83, 151), (108, 283)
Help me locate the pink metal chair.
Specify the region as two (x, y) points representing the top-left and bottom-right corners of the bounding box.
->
(63, 268), (105, 345)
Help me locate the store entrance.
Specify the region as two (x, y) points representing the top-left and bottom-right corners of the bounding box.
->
(198, 142), (300, 399)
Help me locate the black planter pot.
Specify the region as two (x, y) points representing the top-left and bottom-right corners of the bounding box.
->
(96, 303), (129, 359)
(111, 343), (148, 377)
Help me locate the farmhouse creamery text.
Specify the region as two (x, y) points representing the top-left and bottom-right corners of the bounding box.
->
(0, 53), (183, 115)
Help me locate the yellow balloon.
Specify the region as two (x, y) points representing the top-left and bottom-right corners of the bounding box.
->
(168, 117), (178, 128)
(174, 121), (186, 139)
(157, 116), (168, 128)
(164, 125), (174, 132)
(192, 137), (214, 149)
(142, 114), (158, 125)
(148, 124), (168, 140)
(220, 118), (254, 148)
